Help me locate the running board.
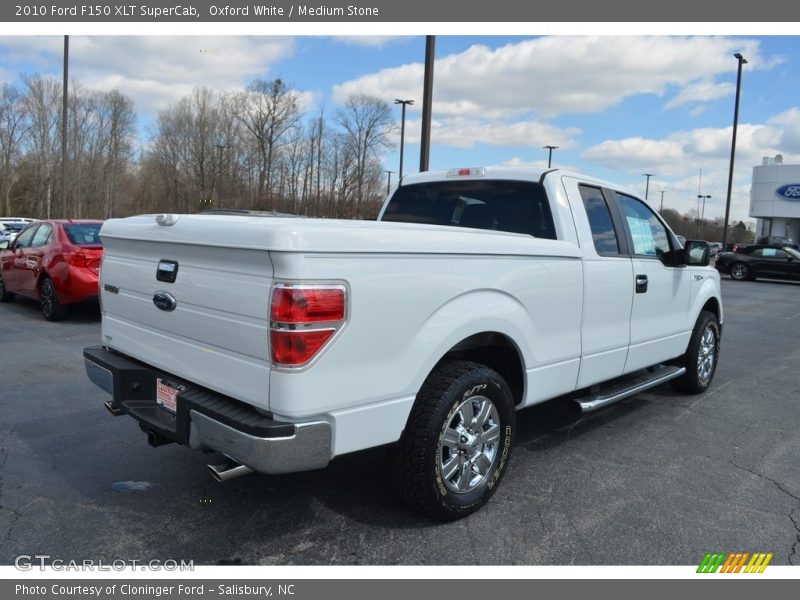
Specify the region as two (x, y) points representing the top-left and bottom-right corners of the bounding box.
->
(573, 366), (686, 414)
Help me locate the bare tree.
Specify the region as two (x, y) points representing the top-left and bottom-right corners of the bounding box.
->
(0, 84), (27, 216)
(235, 78), (300, 206)
(335, 94), (395, 212)
(21, 75), (62, 218)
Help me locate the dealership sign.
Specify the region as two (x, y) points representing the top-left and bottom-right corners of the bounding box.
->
(776, 184), (800, 200)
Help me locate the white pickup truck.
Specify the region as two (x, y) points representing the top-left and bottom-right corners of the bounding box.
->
(84, 167), (722, 520)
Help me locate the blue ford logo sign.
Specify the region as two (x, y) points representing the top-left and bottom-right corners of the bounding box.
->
(153, 291), (177, 312)
(776, 184), (800, 200)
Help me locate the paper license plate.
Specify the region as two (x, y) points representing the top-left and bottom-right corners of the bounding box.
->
(156, 378), (184, 413)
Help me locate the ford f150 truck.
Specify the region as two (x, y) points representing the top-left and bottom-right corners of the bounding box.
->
(84, 167), (722, 520)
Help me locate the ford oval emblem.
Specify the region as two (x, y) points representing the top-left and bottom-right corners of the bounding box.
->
(776, 184), (800, 200)
(153, 291), (177, 312)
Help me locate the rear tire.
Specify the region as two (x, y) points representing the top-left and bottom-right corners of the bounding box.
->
(671, 311), (720, 394)
(387, 360), (515, 521)
(40, 276), (66, 321)
(730, 262), (749, 281)
(0, 272), (14, 302)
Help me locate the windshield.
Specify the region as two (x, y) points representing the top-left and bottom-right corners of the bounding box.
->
(63, 223), (103, 245)
(381, 179), (556, 239)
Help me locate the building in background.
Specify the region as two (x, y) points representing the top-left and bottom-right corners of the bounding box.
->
(750, 156), (800, 243)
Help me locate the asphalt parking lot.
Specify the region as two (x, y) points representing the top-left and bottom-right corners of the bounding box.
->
(1, 278), (799, 566)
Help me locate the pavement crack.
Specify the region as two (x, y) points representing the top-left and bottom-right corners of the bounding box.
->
(0, 428), (21, 548)
(789, 509), (800, 566)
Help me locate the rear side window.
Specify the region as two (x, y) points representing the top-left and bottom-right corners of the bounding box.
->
(382, 180), (557, 239)
(579, 185), (620, 255)
(63, 223), (102, 246)
(31, 224), (52, 247)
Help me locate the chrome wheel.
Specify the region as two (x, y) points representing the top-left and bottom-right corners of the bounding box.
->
(730, 263), (748, 280)
(697, 325), (717, 385)
(439, 395), (500, 494)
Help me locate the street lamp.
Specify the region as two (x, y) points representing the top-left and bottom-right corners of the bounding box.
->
(697, 195), (711, 238)
(643, 173), (655, 200)
(385, 170), (395, 195)
(659, 190), (666, 212)
(394, 99), (414, 182)
(543, 145), (559, 168)
(722, 52), (747, 250)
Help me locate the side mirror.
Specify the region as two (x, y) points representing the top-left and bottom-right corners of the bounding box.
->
(684, 240), (710, 266)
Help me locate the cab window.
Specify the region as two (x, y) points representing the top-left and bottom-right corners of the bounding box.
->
(617, 194), (671, 261)
(12, 225), (39, 249)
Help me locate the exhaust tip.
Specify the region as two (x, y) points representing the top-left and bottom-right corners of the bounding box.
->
(207, 461), (253, 483)
(104, 401), (123, 416)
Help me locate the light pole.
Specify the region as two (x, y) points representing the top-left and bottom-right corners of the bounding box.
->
(697, 195), (711, 237)
(394, 99), (414, 182)
(543, 145), (559, 168)
(643, 173), (655, 200)
(419, 35), (435, 173)
(659, 190), (666, 212)
(722, 52), (747, 251)
(61, 35), (68, 218)
(385, 170), (395, 195)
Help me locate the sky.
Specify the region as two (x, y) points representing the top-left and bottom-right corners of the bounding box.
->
(1, 34), (799, 225)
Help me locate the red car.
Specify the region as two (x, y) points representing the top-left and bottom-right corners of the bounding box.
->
(0, 220), (104, 320)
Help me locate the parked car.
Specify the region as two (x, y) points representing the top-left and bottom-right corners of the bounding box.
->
(756, 235), (799, 249)
(0, 220), (104, 320)
(0, 218), (36, 242)
(715, 245), (800, 281)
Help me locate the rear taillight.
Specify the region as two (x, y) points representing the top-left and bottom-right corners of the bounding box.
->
(269, 283), (347, 368)
(67, 251), (87, 268)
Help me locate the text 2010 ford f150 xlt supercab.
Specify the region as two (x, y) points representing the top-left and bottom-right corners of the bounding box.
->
(84, 167), (722, 520)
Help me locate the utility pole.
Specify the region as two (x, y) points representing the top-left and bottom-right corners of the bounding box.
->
(722, 53), (747, 251)
(643, 173), (654, 200)
(385, 170), (394, 195)
(61, 35), (69, 218)
(543, 145), (559, 168)
(419, 36), (435, 172)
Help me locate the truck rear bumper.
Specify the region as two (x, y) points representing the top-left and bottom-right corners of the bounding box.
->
(83, 346), (331, 475)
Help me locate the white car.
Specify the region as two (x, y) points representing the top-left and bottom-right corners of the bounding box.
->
(0, 218), (37, 242)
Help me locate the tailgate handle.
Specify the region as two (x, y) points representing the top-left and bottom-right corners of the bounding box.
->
(156, 260), (179, 283)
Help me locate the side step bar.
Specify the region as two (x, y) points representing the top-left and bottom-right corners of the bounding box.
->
(574, 365), (686, 413)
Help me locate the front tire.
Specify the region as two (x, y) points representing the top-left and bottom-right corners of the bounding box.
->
(730, 262), (750, 281)
(40, 276), (66, 321)
(387, 360), (515, 521)
(0, 271), (14, 302)
(671, 311), (720, 394)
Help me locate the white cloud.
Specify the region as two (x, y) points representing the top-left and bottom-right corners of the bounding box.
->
(0, 36), (296, 118)
(664, 80), (734, 110)
(580, 110), (800, 223)
(331, 36), (409, 48)
(332, 36), (775, 120)
(397, 117), (580, 149)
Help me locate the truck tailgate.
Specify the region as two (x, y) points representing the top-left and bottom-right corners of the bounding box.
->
(99, 216), (273, 411)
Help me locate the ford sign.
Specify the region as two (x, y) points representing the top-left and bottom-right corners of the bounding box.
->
(776, 184), (800, 200)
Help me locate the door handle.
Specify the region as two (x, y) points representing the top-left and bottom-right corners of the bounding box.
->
(635, 274), (648, 293)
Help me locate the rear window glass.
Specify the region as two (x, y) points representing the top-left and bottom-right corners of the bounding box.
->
(381, 180), (556, 239)
(64, 223), (102, 245)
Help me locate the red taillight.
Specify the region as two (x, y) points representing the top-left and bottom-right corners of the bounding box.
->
(270, 283), (347, 368)
(270, 287), (345, 322)
(270, 329), (335, 365)
(67, 251), (87, 268)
